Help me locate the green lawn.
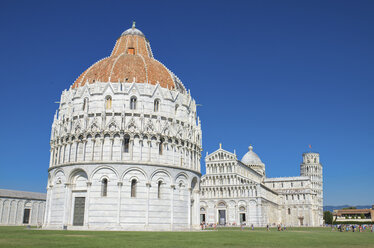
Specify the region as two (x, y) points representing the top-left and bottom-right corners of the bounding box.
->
(0, 226), (373, 248)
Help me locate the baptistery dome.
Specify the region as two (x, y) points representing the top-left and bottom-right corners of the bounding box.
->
(44, 23), (202, 231)
(72, 22), (185, 92)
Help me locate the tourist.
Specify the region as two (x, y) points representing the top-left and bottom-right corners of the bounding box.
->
(266, 224), (269, 231)
(251, 224), (254, 231)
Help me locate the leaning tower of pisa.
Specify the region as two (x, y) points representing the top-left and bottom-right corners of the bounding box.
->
(300, 152), (323, 225)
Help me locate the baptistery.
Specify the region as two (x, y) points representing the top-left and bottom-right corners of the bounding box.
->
(44, 23), (202, 231)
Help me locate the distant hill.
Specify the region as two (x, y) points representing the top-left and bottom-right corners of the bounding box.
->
(324, 205), (372, 212)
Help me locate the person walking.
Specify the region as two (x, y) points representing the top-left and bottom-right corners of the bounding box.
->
(267, 224), (270, 231)
(251, 224), (254, 231)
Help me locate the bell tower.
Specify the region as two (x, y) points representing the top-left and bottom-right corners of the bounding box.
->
(300, 152), (323, 224)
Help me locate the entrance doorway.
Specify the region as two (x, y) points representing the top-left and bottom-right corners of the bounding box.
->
(73, 197), (85, 226)
(218, 210), (226, 225)
(299, 217), (304, 226)
(23, 209), (30, 224)
(200, 214), (206, 223)
(240, 213), (246, 224)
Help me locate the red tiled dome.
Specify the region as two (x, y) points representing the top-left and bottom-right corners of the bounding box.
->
(72, 24), (180, 90)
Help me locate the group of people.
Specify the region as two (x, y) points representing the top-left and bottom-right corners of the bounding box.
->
(276, 224), (287, 231)
(335, 224), (373, 232)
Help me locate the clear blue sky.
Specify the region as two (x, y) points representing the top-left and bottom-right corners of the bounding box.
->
(0, 0), (373, 205)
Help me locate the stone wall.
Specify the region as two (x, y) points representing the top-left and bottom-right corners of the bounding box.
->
(0, 196), (45, 226)
(45, 164), (200, 231)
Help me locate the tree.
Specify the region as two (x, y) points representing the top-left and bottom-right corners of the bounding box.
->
(360, 213), (365, 219)
(324, 211), (333, 225)
(342, 206), (357, 209)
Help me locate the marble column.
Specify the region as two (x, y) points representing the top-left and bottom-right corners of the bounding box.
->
(117, 182), (123, 226)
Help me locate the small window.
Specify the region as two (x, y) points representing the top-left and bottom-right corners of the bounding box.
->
(291, 182), (293, 187)
(154, 99), (160, 112)
(130, 97), (137, 110)
(288, 208), (291, 215)
(175, 104), (179, 114)
(158, 181), (162, 199)
(159, 139), (164, 155)
(83, 98), (89, 111)
(124, 137), (130, 153)
(281, 183), (284, 188)
(106, 96), (112, 109)
(128, 48), (135, 55)
(101, 178), (108, 197)
(131, 179), (137, 197)
(273, 183), (275, 188)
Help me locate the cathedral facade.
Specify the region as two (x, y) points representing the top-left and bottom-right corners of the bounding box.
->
(44, 24), (202, 231)
(200, 145), (323, 227)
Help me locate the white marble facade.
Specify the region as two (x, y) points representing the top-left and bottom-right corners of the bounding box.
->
(44, 26), (202, 231)
(0, 189), (46, 226)
(200, 145), (323, 227)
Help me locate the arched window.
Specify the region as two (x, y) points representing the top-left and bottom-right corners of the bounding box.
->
(175, 104), (179, 114)
(288, 208), (291, 215)
(157, 181), (162, 199)
(154, 99), (160, 112)
(106, 96), (112, 109)
(131, 179), (137, 197)
(130, 96), (137, 110)
(159, 138), (164, 155)
(124, 137), (130, 153)
(101, 178), (108, 197)
(83, 98), (89, 112)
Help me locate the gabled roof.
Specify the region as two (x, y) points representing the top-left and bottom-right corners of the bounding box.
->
(0, 189), (46, 201)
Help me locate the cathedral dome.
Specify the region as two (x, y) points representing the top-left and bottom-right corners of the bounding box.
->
(72, 22), (185, 92)
(241, 145), (263, 165)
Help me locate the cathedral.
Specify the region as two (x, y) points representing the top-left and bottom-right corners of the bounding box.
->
(41, 23), (323, 231)
(200, 145), (323, 227)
